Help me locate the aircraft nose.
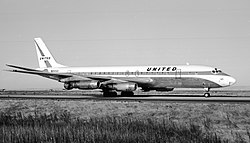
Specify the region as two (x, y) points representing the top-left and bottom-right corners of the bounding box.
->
(228, 77), (236, 86)
(219, 76), (236, 87)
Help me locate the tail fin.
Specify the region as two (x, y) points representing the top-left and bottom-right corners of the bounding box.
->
(34, 38), (66, 68)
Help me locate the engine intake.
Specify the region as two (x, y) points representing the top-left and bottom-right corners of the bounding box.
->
(107, 82), (137, 92)
(64, 81), (100, 90)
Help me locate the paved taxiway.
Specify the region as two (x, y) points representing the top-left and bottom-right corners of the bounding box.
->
(1, 95), (250, 103)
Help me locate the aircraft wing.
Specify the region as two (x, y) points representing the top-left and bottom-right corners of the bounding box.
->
(60, 75), (153, 87)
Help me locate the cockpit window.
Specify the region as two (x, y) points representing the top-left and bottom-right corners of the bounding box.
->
(211, 68), (222, 74)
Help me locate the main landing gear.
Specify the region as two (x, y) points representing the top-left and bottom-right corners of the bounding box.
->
(204, 88), (210, 98)
(121, 91), (134, 97)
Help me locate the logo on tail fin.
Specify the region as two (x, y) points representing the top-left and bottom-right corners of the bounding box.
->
(40, 57), (51, 60)
(35, 40), (52, 67)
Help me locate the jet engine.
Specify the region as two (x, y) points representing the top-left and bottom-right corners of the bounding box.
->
(107, 82), (137, 92)
(64, 81), (100, 90)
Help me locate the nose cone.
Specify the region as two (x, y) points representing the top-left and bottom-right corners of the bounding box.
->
(228, 77), (236, 86)
(218, 76), (236, 87)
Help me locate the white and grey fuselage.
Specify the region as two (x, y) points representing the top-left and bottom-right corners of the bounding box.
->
(39, 65), (236, 91)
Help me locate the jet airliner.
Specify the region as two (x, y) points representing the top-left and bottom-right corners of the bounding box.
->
(6, 38), (236, 97)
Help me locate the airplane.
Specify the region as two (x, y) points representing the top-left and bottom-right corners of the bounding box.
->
(6, 38), (236, 97)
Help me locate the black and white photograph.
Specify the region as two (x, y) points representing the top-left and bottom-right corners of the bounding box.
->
(0, 0), (250, 142)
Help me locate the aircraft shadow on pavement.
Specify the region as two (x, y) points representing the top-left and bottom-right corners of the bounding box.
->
(89, 94), (237, 98)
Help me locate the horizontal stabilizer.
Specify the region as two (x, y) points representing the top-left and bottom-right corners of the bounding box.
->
(6, 64), (39, 71)
(5, 68), (71, 81)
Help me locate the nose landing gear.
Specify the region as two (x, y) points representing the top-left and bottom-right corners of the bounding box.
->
(204, 92), (210, 98)
(204, 88), (210, 98)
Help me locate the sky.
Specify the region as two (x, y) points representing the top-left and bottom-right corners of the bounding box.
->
(0, 0), (250, 90)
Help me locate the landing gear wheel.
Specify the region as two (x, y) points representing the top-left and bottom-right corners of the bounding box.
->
(204, 87), (211, 98)
(121, 91), (134, 97)
(204, 92), (210, 98)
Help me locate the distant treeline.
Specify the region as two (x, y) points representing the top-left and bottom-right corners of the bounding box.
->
(0, 111), (232, 143)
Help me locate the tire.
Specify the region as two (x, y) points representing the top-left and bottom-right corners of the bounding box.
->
(121, 91), (134, 97)
(204, 93), (210, 98)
